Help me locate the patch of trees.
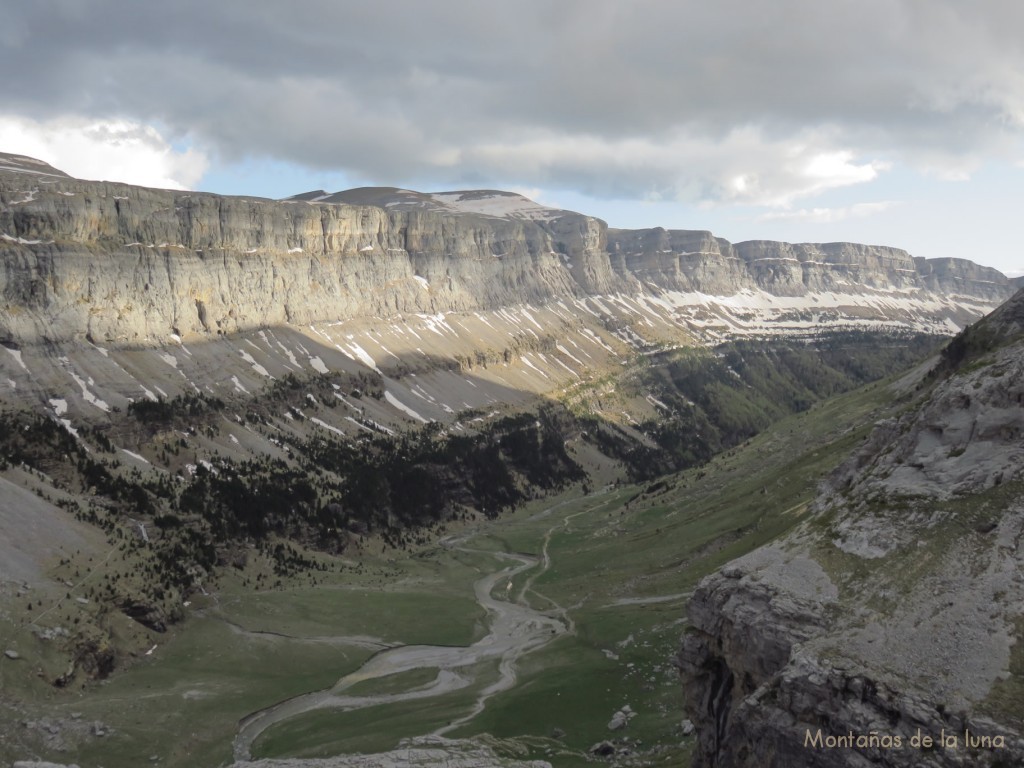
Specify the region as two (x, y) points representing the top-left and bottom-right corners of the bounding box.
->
(300, 407), (585, 532)
(127, 392), (224, 432)
(0, 329), (943, 622)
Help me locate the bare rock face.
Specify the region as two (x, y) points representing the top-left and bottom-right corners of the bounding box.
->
(680, 542), (1024, 767)
(607, 229), (1011, 303)
(678, 291), (1024, 768)
(0, 167), (600, 345)
(0, 152), (1017, 350)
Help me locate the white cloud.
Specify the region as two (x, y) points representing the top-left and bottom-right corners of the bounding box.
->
(758, 201), (901, 223)
(0, 115), (208, 190)
(2, 2), (1024, 204)
(462, 126), (888, 207)
(506, 186), (543, 201)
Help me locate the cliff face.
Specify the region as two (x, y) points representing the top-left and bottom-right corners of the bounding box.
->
(678, 290), (1024, 768)
(605, 229), (1009, 302)
(0, 152), (1016, 349)
(0, 157), (610, 345)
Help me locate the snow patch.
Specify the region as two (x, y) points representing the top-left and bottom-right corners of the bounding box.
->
(4, 348), (29, 372)
(384, 390), (429, 423)
(240, 350), (272, 378)
(429, 191), (562, 220)
(58, 419), (83, 443)
(646, 394), (670, 411)
(346, 342), (380, 373)
(121, 449), (150, 465)
(519, 307), (544, 331)
(520, 356), (551, 380)
(556, 344), (585, 367)
(311, 417), (346, 437)
(67, 370), (110, 412)
(344, 416), (375, 434)
(0, 233), (52, 245)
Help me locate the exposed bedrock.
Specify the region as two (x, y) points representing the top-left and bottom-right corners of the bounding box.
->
(0, 152), (1015, 347)
(678, 294), (1024, 767)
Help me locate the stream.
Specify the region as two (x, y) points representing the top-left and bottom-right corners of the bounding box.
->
(231, 549), (568, 761)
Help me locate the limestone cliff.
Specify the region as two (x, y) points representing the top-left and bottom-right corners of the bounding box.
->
(0, 156), (599, 345)
(0, 151), (1015, 351)
(678, 289), (1024, 767)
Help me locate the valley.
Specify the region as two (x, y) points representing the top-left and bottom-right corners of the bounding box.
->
(3, 153), (1023, 767)
(1, 370), (899, 767)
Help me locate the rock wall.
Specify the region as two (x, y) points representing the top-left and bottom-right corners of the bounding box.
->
(2, 153), (1015, 348)
(0, 171), (600, 344)
(678, 292), (1024, 768)
(680, 549), (1024, 768)
(0, 152), (1016, 348)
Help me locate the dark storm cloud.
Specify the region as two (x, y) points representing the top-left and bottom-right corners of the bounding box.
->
(4, 0), (1024, 202)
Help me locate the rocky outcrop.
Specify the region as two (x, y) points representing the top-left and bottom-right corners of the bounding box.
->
(679, 290), (1024, 767)
(607, 229), (1010, 302)
(679, 543), (1024, 767)
(230, 735), (551, 767)
(0, 152), (1016, 348)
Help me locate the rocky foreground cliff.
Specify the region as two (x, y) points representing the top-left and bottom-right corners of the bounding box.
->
(678, 289), (1024, 767)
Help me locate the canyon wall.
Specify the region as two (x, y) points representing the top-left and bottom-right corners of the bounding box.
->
(0, 152), (1014, 349)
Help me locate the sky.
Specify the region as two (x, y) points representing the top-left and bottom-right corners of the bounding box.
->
(2, 1), (1023, 275)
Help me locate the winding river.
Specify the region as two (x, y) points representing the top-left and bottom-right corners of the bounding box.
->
(232, 549), (568, 761)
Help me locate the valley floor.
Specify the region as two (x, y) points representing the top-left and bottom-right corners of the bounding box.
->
(0, 377), (898, 768)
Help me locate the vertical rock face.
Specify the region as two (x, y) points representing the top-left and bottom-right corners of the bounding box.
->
(0, 165), (600, 343)
(0, 152), (1017, 349)
(678, 290), (1024, 768)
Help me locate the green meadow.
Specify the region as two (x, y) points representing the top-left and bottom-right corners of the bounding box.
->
(2, 377), (900, 767)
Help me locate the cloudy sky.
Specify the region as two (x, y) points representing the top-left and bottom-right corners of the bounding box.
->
(2, 1), (1023, 274)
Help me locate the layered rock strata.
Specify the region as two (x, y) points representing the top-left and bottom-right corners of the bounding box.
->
(0, 152), (1014, 350)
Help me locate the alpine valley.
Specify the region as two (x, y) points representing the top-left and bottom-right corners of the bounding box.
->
(1, 151), (1022, 768)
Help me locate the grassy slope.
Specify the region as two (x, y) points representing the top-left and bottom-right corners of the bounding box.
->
(442, 380), (897, 765)
(1, 376), (904, 767)
(1, 548), (490, 768)
(249, 379), (899, 765)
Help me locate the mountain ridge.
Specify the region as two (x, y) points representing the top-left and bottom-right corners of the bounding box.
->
(0, 152), (1014, 354)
